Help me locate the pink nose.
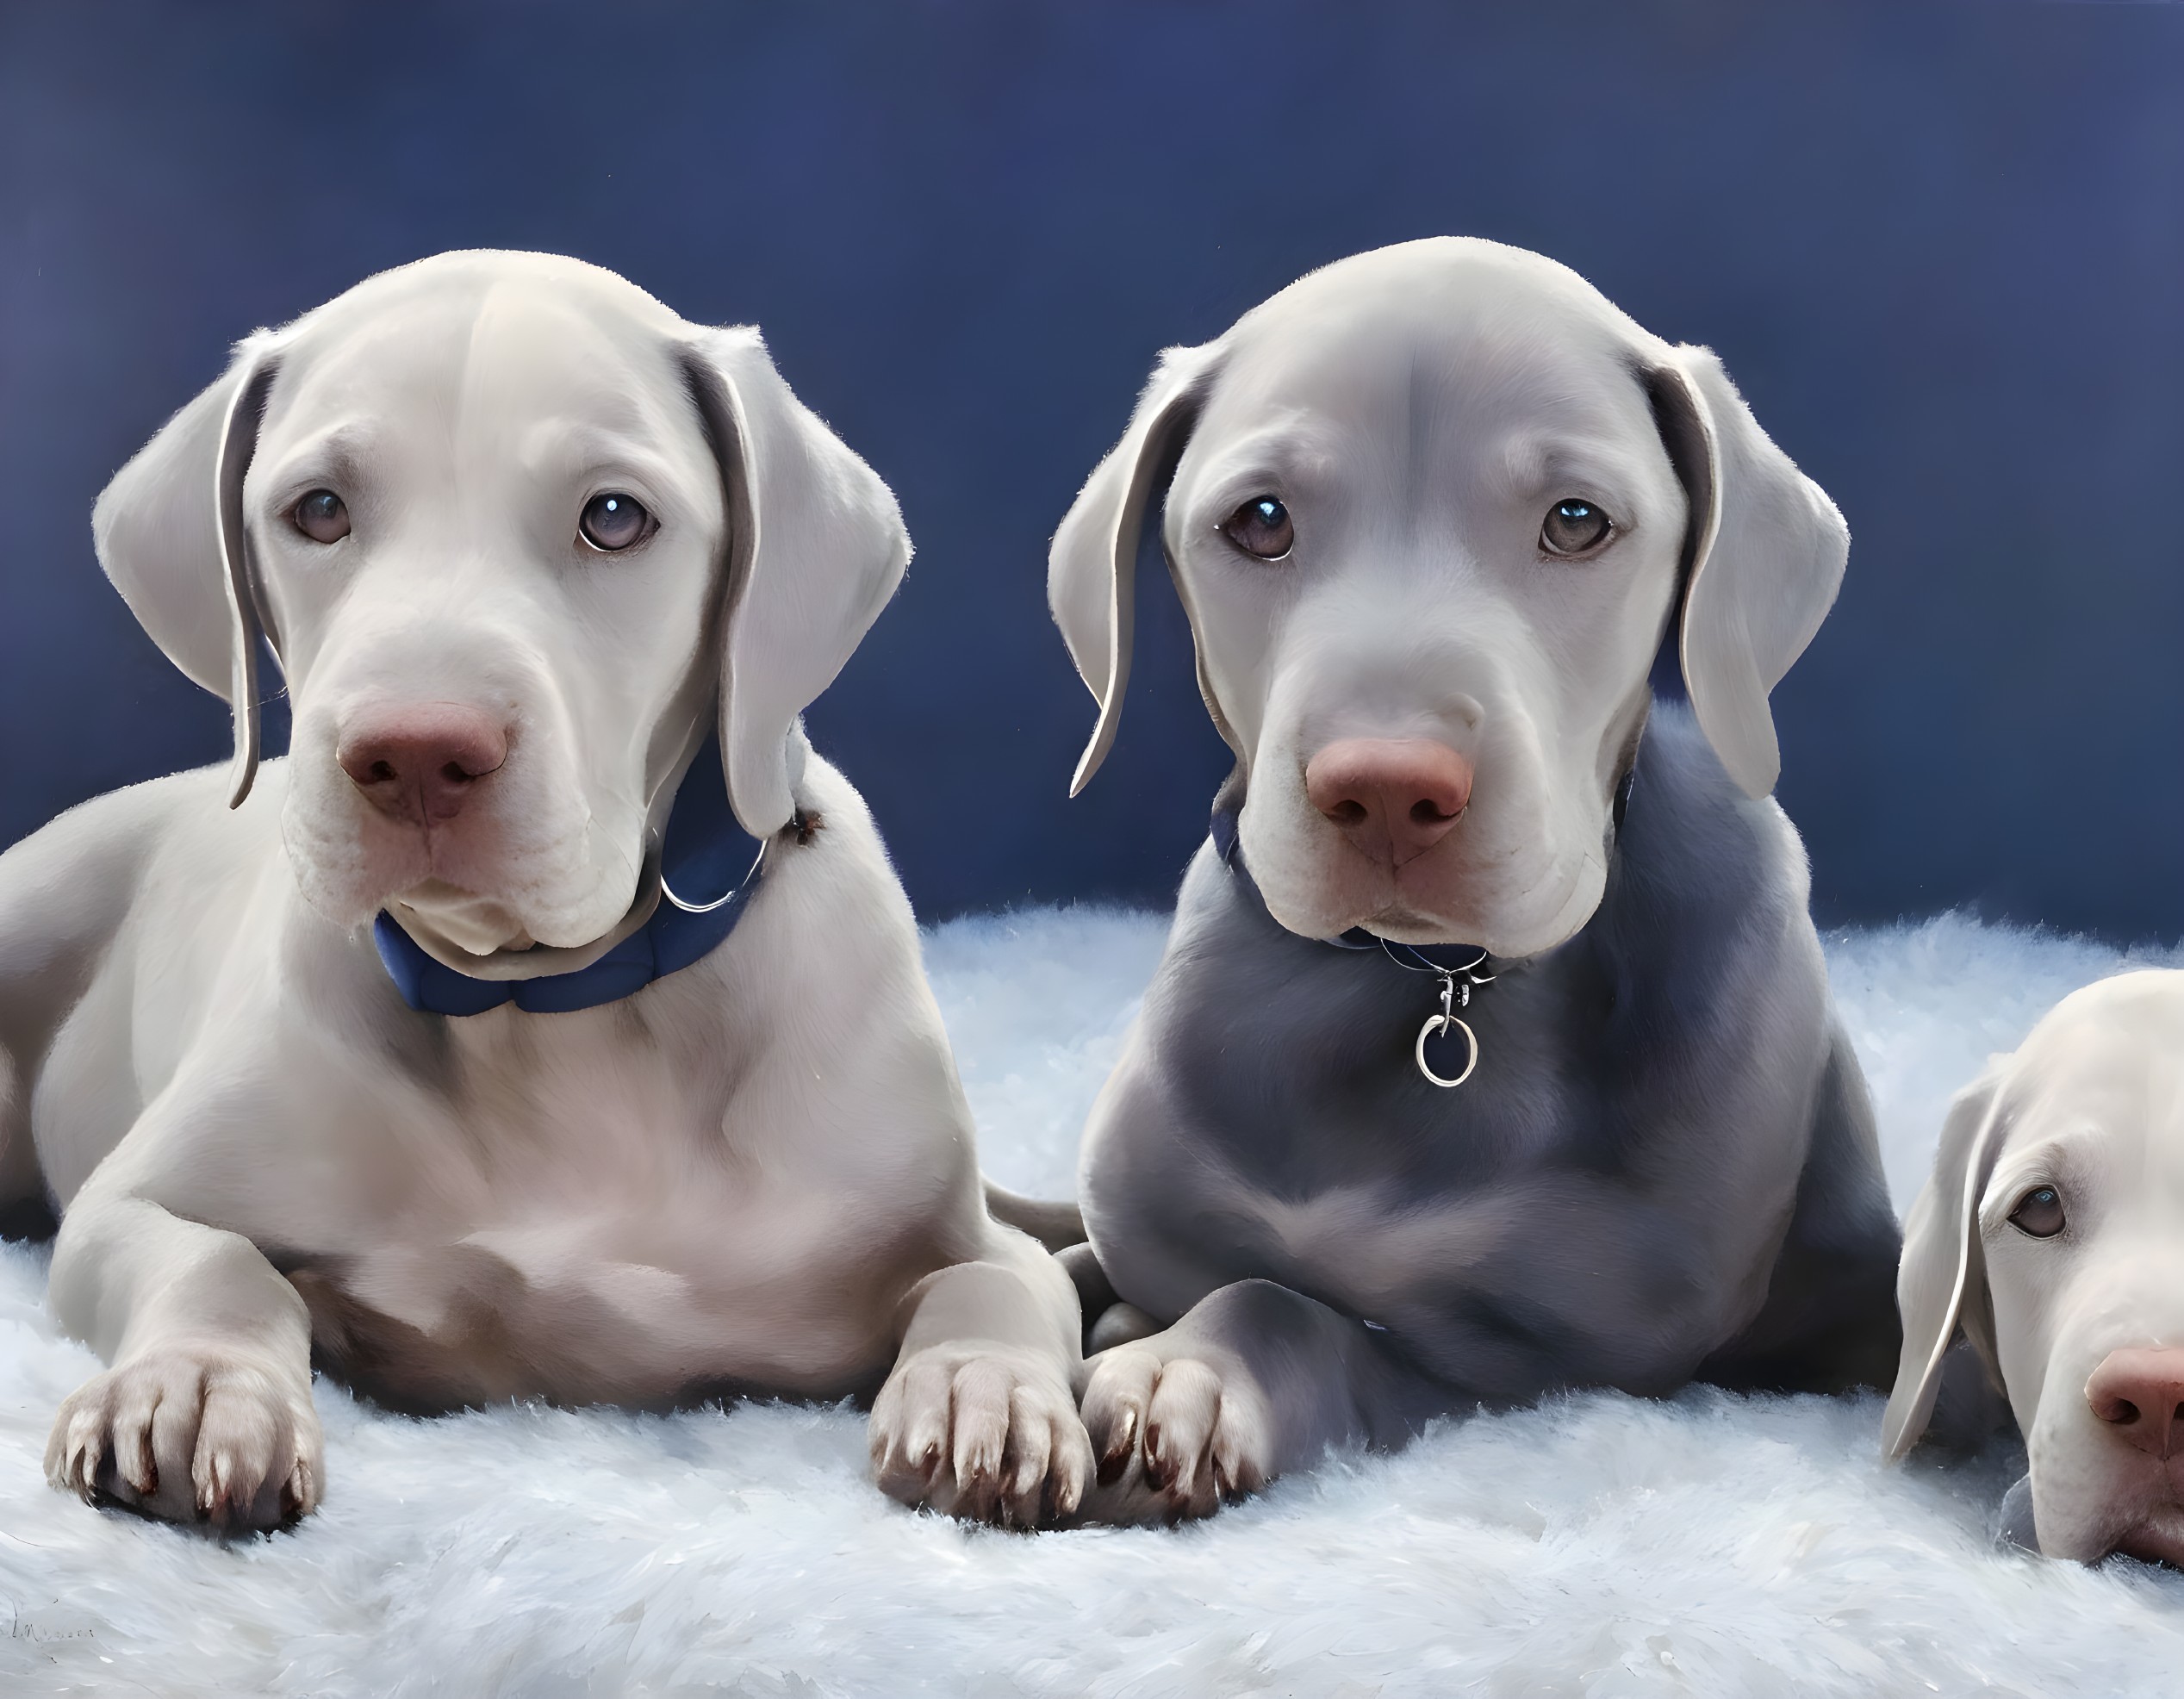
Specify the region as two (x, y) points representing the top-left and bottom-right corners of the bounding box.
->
(2087, 1348), (2184, 1459)
(1304, 738), (1475, 868)
(336, 707), (508, 826)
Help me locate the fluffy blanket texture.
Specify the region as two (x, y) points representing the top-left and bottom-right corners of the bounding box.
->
(4, 909), (2183, 1697)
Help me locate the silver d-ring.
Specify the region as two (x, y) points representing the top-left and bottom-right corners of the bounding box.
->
(1415, 1012), (1478, 1089)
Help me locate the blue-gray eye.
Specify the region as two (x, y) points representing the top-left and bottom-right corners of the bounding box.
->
(2008, 1185), (2066, 1239)
(291, 489), (350, 545)
(1222, 496), (1294, 560)
(579, 493), (656, 552)
(1540, 499), (1612, 556)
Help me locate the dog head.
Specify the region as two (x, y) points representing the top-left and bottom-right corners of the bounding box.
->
(1884, 970), (2184, 1565)
(1049, 238), (1845, 956)
(94, 251), (906, 970)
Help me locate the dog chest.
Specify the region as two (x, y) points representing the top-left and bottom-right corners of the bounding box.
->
(277, 1165), (944, 1412)
(263, 1011), (959, 1412)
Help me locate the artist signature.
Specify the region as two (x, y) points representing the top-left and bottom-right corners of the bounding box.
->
(7, 1604), (96, 1645)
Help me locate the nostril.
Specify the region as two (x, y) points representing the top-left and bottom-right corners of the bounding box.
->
(1304, 738), (1475, 852)
(2091, 1383), (2141, 1425)
(336, 707), (508, 823)
(2088, 1350), (2184, 1453)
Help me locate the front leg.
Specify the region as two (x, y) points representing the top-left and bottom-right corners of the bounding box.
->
(47, 1188), (321, 1530)
(868, 1228), (1092, 1528)
(1078, 1278), (1436, 1523)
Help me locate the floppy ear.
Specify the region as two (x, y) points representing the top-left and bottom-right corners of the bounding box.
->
(1646, 346), (1849, 799)
(682, 328), (911, 837)
(1048, 342), (1219, 795)
(91, 335), (282, 807)
(1881, 1064), (2011, 1459)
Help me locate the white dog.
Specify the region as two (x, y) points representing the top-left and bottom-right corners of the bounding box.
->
(1886, 970), (2184, 1565)
(0, 251), (1086, 1530)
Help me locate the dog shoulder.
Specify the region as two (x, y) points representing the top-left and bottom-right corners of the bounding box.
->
(755, 749), (924, 962)
(0, 762), (283, 984)
(1621, 703), (1816, 934)
(696, 749), (980, 1165)
(1606, 704), (1835, 1084)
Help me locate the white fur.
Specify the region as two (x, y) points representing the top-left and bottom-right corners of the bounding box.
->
(1884, 968), (2184, 1563)
(10, 252), (1084, 1534)
(2, 907), (2180, 1696)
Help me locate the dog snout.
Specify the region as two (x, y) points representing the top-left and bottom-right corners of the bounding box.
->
(1304, 738), (1474, 868)
(336, 706), (510, 826)
(2086, 1347), (2184, 1459)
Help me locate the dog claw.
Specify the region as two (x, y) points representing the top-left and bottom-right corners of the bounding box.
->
(1097, 1410), (1139, 1486)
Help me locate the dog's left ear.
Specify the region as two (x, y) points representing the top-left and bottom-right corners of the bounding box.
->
(1646, 347), (1849, 800)
(682, 328), (911, 837)
(92, 333), (282, 807)
(1882, 1063), (2010, 1460)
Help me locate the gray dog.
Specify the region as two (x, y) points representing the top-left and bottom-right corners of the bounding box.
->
(1048, 239), (1902, 1519)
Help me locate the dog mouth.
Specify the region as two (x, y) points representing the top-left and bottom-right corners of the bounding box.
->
(1319, 847), (1599, 956)
(2047, 1459), (2184, 1566)
(389, 880), (538, 955)
(1293, 862), (1491, 950)
(286, 803), (642, 959)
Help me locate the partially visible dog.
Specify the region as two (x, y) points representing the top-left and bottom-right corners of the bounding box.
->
(1, 252), (1086, 1530)
(1887, 971), (2184, 1565)
(1047, 238), (1901, 1519)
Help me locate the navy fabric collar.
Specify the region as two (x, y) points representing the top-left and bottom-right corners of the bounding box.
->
(374, 750), (767, 1018)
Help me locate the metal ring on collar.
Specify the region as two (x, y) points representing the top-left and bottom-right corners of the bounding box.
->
(1415, 1011), (1479, 1089)
(660, 842), (768, 915)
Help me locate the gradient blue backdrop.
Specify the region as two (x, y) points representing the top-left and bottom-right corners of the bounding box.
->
(3, 1), (2180, 938)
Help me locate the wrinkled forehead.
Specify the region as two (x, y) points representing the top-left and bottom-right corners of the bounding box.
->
(1996, 986), (2184, 1186)
(1202, 249), (1664, 453)
(259, 262), (701, 469)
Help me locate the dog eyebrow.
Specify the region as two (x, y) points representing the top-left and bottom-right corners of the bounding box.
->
(258, 426), (376, 503)
(516, 421), (681, 489)
(1490, 433), (1646, 515)
(1183, 420), (1341, 506)
(1979, 1134), (2096, 1232)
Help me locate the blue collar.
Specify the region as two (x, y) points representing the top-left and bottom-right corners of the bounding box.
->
(373, 750), (769, 1018)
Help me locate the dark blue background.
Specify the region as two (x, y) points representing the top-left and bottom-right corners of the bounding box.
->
(4, 1), (2180, 938)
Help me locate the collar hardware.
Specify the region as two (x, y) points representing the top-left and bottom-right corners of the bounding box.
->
(1210, 796), (1496, 1089)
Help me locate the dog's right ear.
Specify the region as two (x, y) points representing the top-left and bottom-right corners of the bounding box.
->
(1048, 342), (1219, 795)
(91, 334), (282, 807)
(1882, 1063), (2012, 1459)
(1645, 347), (1849, 801)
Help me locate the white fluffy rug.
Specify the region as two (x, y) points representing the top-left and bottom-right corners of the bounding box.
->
(6, 909), (2184, 1697)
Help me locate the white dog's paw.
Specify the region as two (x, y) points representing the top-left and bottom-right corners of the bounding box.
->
(869, 1346), (1092, 1528)
(1079, 1338), (1273, 1522)
(46, 1350), (323, 1530)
